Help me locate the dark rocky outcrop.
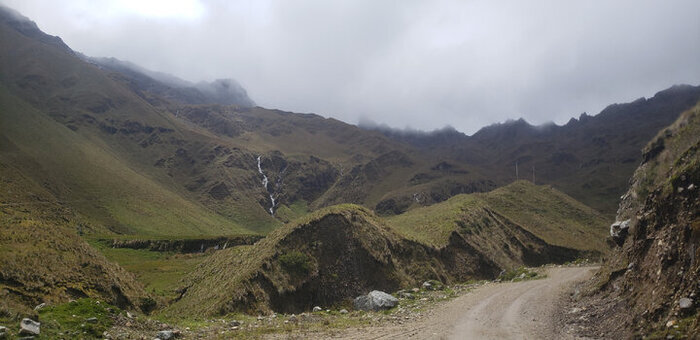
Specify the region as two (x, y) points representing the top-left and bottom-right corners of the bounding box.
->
(571, 102), (700, 338)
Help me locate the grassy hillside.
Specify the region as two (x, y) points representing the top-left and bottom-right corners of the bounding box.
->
(166, 190), (604, 318)
(0, 162), (149, 319)
(0, 85), (255, 237)
(386, 181), (609, 253)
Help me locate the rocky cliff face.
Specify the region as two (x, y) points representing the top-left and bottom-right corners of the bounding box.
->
(571, 102), (700, 338)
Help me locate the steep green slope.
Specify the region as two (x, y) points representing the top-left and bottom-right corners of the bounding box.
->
(0, 85), (253, 237)
(0, 7), (281, 236)
(0, 161), (149, 318)
(480, 181), (609, 252)
(386, 181), (609, 254)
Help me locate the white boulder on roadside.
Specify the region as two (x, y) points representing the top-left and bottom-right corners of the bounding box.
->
(19, 318), (40, 336)
(353, 290), (399, 311)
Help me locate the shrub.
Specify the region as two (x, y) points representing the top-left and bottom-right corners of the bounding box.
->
(278, 251), (312, 276)
(139, 297), (157, 314)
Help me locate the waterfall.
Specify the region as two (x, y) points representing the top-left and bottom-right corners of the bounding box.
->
(256, 155), (276, 215)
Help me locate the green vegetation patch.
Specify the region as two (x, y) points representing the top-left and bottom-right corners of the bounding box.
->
(278, 251), (313, 276)
(89, 240), (210, 299)
(385, 181), (609, 254)
(39, 298), (119, 338)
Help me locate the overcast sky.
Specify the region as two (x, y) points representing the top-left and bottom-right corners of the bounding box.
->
(3, 0), (700, 134)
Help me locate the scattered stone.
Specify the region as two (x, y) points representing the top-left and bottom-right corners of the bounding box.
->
(155, 330), (180, 339)
(568, 307), (582, 314)
(312, 306), (322, 312)
(228, 320), (241, 327)
(85, 317), (98, 323)
(688, 184), (696, 191)
(0, 326), (6, 339)
(33, 303), (45, 311)
(422, 281), (433, 290)
(19, 319), (40, 336)
(339, 309), (348, 314)
(679, 298), (693, 310)
(610, 219), (631, 245)
(518, 273), (526, 280)
(627, 262), (635, 270)
(399, 291), (414, 299)
(288, 315), (298, 323)
(126, 311), (134, 319)
(354, 290), (399, 311)
(666, 320), (677, 328)
(411, 288), (420, 293)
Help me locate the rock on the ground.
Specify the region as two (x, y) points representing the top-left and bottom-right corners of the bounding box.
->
(312, 306), (322, 312)
(229, 320), (241, 327)
(156, 330), (180, 339)
(679, 297), (694, 310)
(422, 281), (433, 290)
(19, 319), (40, 336)
(354, 290), (399, 311)
(33, 303), (45, 311)
(610, 219), (631, 245)
(339, 309), (348, 314)
(85, 317), (98, 323)
(0, 325), (6, 338)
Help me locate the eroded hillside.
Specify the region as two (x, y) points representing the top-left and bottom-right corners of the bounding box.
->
(167, 182), (606, 318)
(569, 101), (700, 337)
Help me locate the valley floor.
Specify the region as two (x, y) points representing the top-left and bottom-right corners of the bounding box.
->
(292, 266), (598, 340)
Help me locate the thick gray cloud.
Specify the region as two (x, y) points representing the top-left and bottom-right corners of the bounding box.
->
(3, 0), (700, 133)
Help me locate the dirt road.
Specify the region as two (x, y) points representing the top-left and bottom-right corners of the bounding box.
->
(319, 266), (598, 340)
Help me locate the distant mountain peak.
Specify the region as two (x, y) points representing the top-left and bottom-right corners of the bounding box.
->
(84, 55), (255, 107)
(0, 4), (71, 52)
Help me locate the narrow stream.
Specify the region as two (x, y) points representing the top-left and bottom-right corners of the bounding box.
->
(257, 155), (276, 215)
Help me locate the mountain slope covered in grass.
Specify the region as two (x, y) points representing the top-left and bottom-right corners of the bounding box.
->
(386, 181), (608, 264)
(0, 160), (149, 319)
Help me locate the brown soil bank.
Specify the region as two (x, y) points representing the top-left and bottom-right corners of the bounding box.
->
(165, 204), (591, 317)
(573, 102), (700, 337)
